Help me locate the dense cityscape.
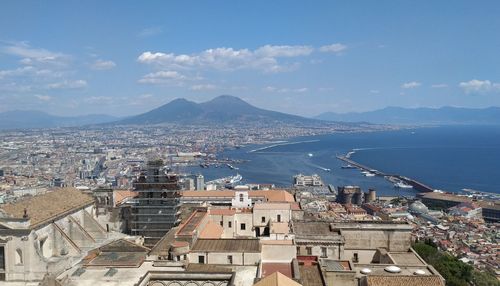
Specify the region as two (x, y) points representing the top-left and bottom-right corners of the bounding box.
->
(0, 120), (498, 286)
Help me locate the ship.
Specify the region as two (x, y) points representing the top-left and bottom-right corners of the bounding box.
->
(225, 173), (243, 188)
(227, 163), (239, 170)
(206, 174), (243, 189)
(341, 164), (356, 169)
(394, 181), (413, 189)
(362, 171), (376, 177)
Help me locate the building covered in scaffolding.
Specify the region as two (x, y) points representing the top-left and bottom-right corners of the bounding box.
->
(130, 159), (181, 246)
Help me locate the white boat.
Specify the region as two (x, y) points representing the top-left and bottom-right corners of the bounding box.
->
(308, 153), (313, 157)
(394, 182), (413, 189)
(364, 172), (376, 177)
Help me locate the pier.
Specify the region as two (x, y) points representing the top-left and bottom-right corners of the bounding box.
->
(336, 155), (435, 193)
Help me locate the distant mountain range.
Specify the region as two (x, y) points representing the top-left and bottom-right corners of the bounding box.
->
(0, 95), (325, 130)
(115, 95), (323, 126)
(315, 106), (500, 125)
(0, 110), (118, 130)
(2, 98), (499, 130)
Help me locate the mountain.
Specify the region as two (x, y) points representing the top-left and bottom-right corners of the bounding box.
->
(116, 95), (322, 125)
(0, 110), (118, 130)
(315, 106), (500, 125)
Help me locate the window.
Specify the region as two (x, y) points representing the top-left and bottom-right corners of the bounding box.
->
(227, 255), (233, 264)
(261, 216), (266, 223)
(239, 193), (244, 202)
(321, 247), (327, 258)
(277, 214), (281, 222)
(198, 255), (205, 264)
(296, 246), (300, 255)
(15, 248), (23, 265)
(0, 246), (5, 271)
(228, 221), (232, 228)
(353, 253), (359, 263)
(306, 247), (312, 255)
(240, 223), (246, 230)
(220, 221), (223, 226)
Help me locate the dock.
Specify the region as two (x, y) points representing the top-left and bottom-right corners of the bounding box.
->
(336, 155), (435, 193)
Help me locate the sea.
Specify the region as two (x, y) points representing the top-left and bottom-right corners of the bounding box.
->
(186, 125), (500, 197)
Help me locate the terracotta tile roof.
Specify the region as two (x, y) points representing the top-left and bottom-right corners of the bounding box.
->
(176, 210), (207, 237)
(209, 209), (236, 216)
(255, 190), (295, 203)
(113, 189), (137, 205)
(199, 220), (223, 239)
(261, 263), (293, 278)
(182, 190), (234, 197)
(366, 275), (444, 286)
(254, 271), (301, 286)
(182, 190), (295, 202)
(0, 188), (94, 228)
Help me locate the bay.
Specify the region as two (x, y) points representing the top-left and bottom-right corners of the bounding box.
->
(187, 126), (500, 196)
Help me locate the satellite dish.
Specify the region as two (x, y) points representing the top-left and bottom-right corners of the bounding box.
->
(385, 266), (401, 273)
(414, 270), (426, 275)
(360, 268), (372, 274)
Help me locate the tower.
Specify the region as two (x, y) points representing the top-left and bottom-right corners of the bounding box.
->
(130, 160), (181, 247)
(195, 174), (204, 191)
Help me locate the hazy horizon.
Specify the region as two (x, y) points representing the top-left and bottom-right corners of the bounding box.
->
(2, 95), (500, 118)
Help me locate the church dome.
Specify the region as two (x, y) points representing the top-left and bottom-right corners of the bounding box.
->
(409, 200), (429, 214)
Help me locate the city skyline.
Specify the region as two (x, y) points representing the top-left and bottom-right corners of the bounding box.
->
(1, 1), (500, 117)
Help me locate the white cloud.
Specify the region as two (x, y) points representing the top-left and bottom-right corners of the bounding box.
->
(263, 86), (308, 93)
(319, 43), (347, 54)
(0, 66), (35, 79)
(137, 44), (313, 73)
(138, 70), (188, 84)
(431, 83), (448, 88)
(0, 66), (63, 80)
(190, 84), (217, 91)
(459, 79), (500, 94)
(138, 26), (163, 37)
(2, 42), (69, 66)
(34, 94), (52, 101)
(255, 45), (313, 57)
(401, 81), (421, 89)
(46, 79), (87, 89)
(370, 90), (380, 94)
(90, 59), (116, 70)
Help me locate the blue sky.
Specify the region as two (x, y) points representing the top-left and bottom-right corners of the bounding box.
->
(1, 1), (500, 117)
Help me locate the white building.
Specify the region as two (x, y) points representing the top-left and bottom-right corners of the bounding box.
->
(0, 188), (120, 284)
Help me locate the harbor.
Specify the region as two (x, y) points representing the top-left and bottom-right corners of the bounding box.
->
(336, 151), (436, 193)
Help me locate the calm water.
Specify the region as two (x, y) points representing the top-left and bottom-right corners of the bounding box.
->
(187, 126), (500, 196)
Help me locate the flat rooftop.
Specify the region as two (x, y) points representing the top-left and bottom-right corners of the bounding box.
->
(191, 239), (260, 253)
(261, 262), (293, 278)
(388, 252), (426, 266)
(299, 264), (324, 286)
